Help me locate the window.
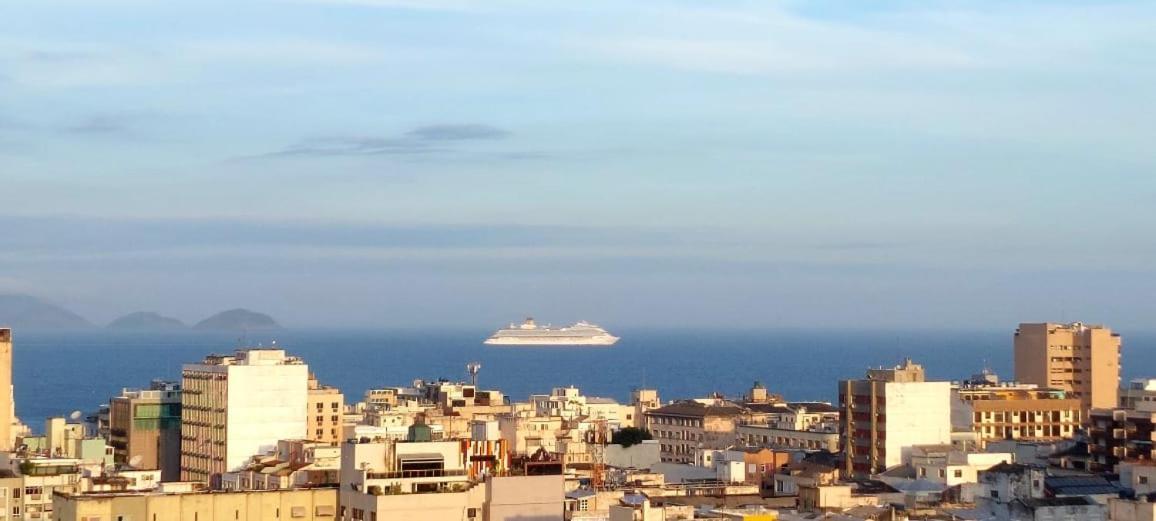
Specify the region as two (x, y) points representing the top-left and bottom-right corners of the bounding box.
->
(467, 508), (478, 519)
(991, 490), (999, 499)
(954, 470), (963, 478)
(290, 507), (307, 518)
(1142, 476), (1150, 485)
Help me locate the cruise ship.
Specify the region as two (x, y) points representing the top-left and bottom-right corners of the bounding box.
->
(484, 318), (619, 346)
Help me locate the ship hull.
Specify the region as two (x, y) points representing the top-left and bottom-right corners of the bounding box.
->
(484, 336), (619, 346)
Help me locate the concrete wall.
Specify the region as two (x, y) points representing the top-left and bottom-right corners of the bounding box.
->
(226, 363), (309, 471)
(604, 441), (660, 470)
(486, 475), (563, 521)
(884, 382), (951, 469)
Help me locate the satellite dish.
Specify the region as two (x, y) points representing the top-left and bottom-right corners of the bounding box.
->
(69, 410), (82, 421)
(129, 455), (143, 467)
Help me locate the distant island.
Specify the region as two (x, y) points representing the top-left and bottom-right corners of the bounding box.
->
(193, 308), (281, 331)
(107, 311), (186, 330)
(0, 294), (93, 329)
(0, 295), (283, 332)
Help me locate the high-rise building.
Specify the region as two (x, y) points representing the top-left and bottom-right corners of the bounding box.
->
(1014, 322), (1121, 417)
(109, 380), (182, 481)
(839, 359), (952, 477)
(307, 375), (344, 446)
(181, 349), (309, 484)
(0, 328), (12, 452)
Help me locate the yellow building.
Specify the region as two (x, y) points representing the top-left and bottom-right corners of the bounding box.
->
(53, 487), (337, 521)
(1014, 322), (1121, 419)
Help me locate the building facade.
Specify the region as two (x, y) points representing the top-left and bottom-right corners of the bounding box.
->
(108, 380), (182, 481)
(1120, 379), (1156, 410)
(955, 381), (1081, 443)
(736, 424), (839, 452)
(181, 349), (309, 483)
(839, 359), (952, 477)
(644, 400), (747, 464)
(1014, 322), (1121, 418)
(1, 329), (13, 452)
(53, 486), (338, 521)
(1087, 407), (1156, 473)
(307, 376), (344, 446)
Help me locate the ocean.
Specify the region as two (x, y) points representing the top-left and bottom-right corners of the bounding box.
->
(12, 328), (1156, 429)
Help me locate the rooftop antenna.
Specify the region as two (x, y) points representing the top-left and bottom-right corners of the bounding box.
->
(68, 410), (82, 421)
(467, 362), (482, 387)
(129, 454), (143, 468)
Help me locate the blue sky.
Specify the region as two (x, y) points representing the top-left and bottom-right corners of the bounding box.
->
(1, 0), (1154, 329)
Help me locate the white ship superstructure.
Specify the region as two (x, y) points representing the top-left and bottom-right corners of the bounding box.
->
(484, 318), (619, 346)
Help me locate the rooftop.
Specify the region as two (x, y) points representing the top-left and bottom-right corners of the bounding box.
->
(646, 400), (747, 418)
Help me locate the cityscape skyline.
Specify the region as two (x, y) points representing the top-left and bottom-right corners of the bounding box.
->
(4, 0), (1156, 329)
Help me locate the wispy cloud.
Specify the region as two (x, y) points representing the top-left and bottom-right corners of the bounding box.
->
(271, 124), (510, 157)
(404, 124), (509, 141)
(280, 0), (482, 11)
(62, 114), (137, 135)
(0, 215), (674, 256)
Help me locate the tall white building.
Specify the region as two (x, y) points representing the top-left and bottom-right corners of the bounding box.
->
(181, 349), (309, 484)
(839, 359), (952, 477)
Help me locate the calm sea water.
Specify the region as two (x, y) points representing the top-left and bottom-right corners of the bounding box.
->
(12, 328), (1156, 429)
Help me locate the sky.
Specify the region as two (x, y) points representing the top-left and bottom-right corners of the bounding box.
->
(1, 0), (1155, 329)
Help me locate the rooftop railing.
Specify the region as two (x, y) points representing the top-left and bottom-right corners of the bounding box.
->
(366, 468), (468, 480)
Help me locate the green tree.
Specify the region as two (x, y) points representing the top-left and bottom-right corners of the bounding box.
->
(611, 427), (653, 448)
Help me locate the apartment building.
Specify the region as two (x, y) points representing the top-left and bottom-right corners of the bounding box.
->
(0, 455), (83, 521)
(1120, 379), (1156, 409)
(108, 380), (181, 481)
(839, 359), (952, 477)
(53, 486), (337, 521)
(736, 424), (839, 453)
(1087, 406), (1156, 473)
(644, 399), (748, 464)
(181, 349), (309, 484)
(955, 379), (1081, 443)
(307, 376), (344, 446)
(1014, 322), (1121, 418)
(338, 430), (561, 521)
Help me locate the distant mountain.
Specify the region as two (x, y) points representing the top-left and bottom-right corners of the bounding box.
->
(0, 294), (93, 329)
(107, 311), (186, 330)
(193, 308), (281, 331)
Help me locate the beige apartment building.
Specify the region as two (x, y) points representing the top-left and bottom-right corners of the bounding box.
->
(53, 486), (337, 521)
(1, 328), (13, 452)
(955, 382), (1081, 442)
(109, 381), (182, 481)
(644, 400), (747, 464)
(1013, 322), (1121, 418)
(307, 376), (344, 446)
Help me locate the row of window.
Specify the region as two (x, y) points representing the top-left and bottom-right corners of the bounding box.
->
(649, 416), (703, 428)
